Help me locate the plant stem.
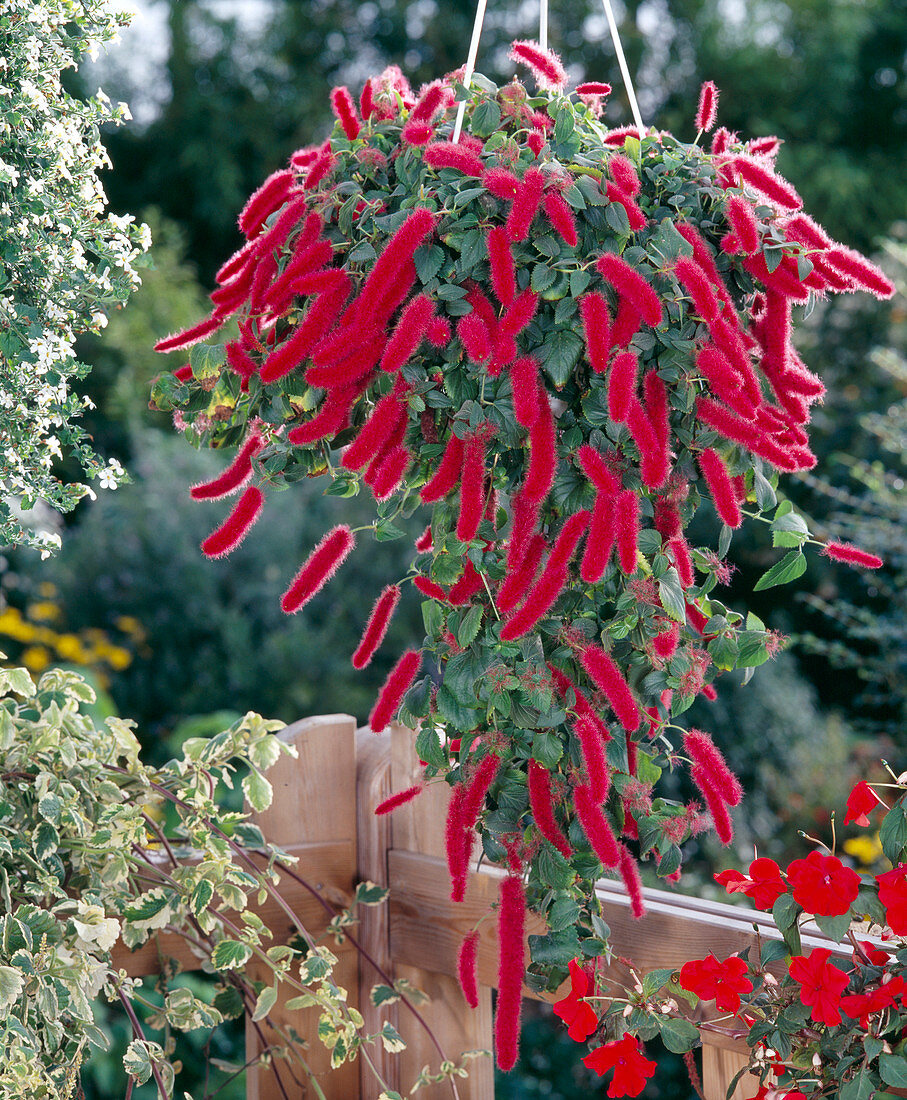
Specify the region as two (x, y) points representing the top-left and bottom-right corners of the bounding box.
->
(114, 981), (169, 1100)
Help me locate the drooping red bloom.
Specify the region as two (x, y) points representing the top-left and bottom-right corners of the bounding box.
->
(154, 314), (222, 354)
(844, 780), (884, 828)
(499, 287), (540, 341)
(610, 297), (642, 350)
(200, 485), (264, 558)
(789, 948), (850, 1026)
(281, 525), (355, 613)
(239, 168), (295, 237)
(675, 256), (722, 323)
(483, 166), (521, 201)
(822, 541), (883, 570)
(581, 645), (641, 732)
(414, 576), (448, 602)
(369, 649), (422, 732)
(652, 620), (679, 661)
(509, 39), (568, 92)
(420, 433), (465, 502)
(608, 351), (638, 423)
(449, 560), (485, 605)
(574, 714), (610, 803)
(424, 141), (484, 177)
(823, 246), (896, 300)
(596, 254), (663, 327)
(173, 364), (193, 382)
(528, 760), (573, 859)
(426, 316), (451, 347)
(380, 293), (434, 373)
(499, 532), (546, 613)
(330, 85), (361, 139)
(553, 959), (598, 1041)
(695, 81), (719, 132)
(714, 857), (786, 910)
(614, 490), (639, 574)
(618, 844), (645, 919)
(698, 448), (742, 528)
(725, 195), (760, 254)
(288, 381), (360, 445)
(507, 167), (546, 242)
(580, 292), (611, 373)
(543, 191), (578, 246)
(680, 953), (752, 1013)
(583, 1034), (657, 1098)
(786, 850), (860, 917)
(456, 436), (486, 543)
(509, 356), (541, 427)
(352, 584), (401, 669)
(877, 864), (907, 934)
(302, 146), (336, 191)
(577, 81), (612, 96)
(726, 155), (802, 211)
(342, 390), (407, 471)
(575, 783), (620, 868)
(190, 433), (263, 500)
(684, 728), (742, 806)
(524, 385), (557, 504)
(495, 874), (527, 1071)
(608, 154), (640, 197)
(693, 766), (734, 844)
(457, 931), (480, 1009)
(578, 445), (619, 494)
(375, 784), (423, 814)
(487, 225), (516, 306)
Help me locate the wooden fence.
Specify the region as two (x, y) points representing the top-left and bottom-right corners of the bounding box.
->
(112, 714), (845, 1100)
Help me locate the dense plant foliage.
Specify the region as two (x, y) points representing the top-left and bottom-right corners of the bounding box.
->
(152, 42), (893, 1069)
(0, 0), (148, 552)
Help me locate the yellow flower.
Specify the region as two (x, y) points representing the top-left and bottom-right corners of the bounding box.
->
(21, 646), (50, 672)
(93, 643), (132, 670)
(54, 634), (87, 662)
(843, 833), (884, 867)
(26, 601), (59, 622)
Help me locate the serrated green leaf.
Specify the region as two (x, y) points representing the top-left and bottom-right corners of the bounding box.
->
(657, 1014), (700, 1054)
(753, 550), (806, 591)
(880, 799), (907, 865)
(538, 329), (583, 387)
(458, 604), (483, 648)
(354, 881), (389, 906)
(210, 939), (253, 970)
(658, 568), (686, 622)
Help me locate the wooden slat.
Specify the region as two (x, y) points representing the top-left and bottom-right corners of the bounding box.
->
(389, 724), (495, 1100)
(112, 840), (352, 977)
(245, 714), (360, 1100)
(702, 1044), (759, 1100)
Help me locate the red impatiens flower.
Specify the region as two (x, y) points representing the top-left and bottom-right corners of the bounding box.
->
(844, 780), (884, 827)
(553, 958), (599, 1041)
(679, 952), (753, 1013)
(877, 864), (907, 934)
(583, 1034), (657, 1097)
(788, 947), (850, 1026)
(786, 850), (860, 917)
(714, 857), (787, 910)
(841, 974), (907, 1029)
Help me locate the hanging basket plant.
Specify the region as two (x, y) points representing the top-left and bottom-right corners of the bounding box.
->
(152, 40), (893, 1070)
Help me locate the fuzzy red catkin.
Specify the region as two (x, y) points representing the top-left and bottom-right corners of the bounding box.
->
(574, 714), (610, 803)
(251, 191), (310, 260)
(215, 240), (255, 286)
(352, 207), (436, 320)
(507, 168), (545, 242)
(698, 448), (742, 528)
(695, 80), (719, 132)
(618, 844), (646, 918)
(608, 351), (638, 423)
(524, 385), (557, 504)
(581, 645), (641, 732)
(154, 314), (222, 354)
(446, 785), (471, 902)
(414, 525), (433, 553)
(200, 485), (264, 559)
(375, 784), (423, 815)
(696, 345), (757, 417)
(369, 444), (412, 501)
(614, 490), (639, 574)
(605, 182), (647, 232)
(352, 585), (401, 669)
(369, 649), (422, 732)
(577, 445), (619, 494)
(483, 166), (521, 201)
(581, 492), (617, 584)
(499, 288), (539, 340)
(498, 532), (546, 613)
(725, 195), (760, 253)
(414, 575), (449, 602)
(495, 875), (527, 1072)
(727, 156), (802, 210)
(684, 728), (742, 806)
(424, 141), (484, 177)
(456, 437), (486, 543)
(652, 620), (679, 660)
(305, 337), (382, 390)
(692, 766), (734, 845)
(302, 147), (336, 191)
(427, 317), (452, 347)
(609, 297), (642, 352)
(822, 541), (884, 569)
(458, 312), (494, 364)
(330, 84), (361, 139)
(359, 78), (376, 119)
(575, 784), (620, 866)
(509, 356), (541, 427)
(449, 560), (484, 605)
(239, 168), (295, 237)
(509, 39), (567, 91)
(487, 225), (517, 306)
(342, 391), (406, 472)
(823, 246), (896, 300)
(288, 384), (360, 445)
(281, 525), (355, 613)
(543, 191), (578, 246)
(608, 153), (641, 196)
(380, 293), (434, 373)
(580, 292), (611, 373)
(261, 290), (349, 385)
(421, 433), (465, 502)
(528, 760), (573, 858)
(671, 536), (695, 588)
(674, 256), (721, 323)
(643, 370), (669, 449)
(411, 80), (450, 122)
(457, 931), (481, 1008)
(173, 364), (193, 382)
(190, 434), (263, 501)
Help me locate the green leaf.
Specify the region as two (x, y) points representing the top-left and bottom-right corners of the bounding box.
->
(0, 965), (23, 1010)
(880, 798), (907, 865)
(458, 604), (483, 648)
(642, 968), (677, 998)
(815, 911), (851, 943)
(251, 985), (278, 1022)
(33, 821), (58, 860)
(548, 896), (581, 933)
(656, 1015), (700, 1054)
(771, 505), (810, 548)
(188, 342), (226, 379)
(470, 99), (502, 137)
(753, 550), (806, 591)
(531, 263), (556, 293)
(532, 730), (563, 769)
(538, 329), (583, 387)
(190, 880), (214, 918)
(839, 1064), (880, 1100)
(210, 939), (253, 970)
(370, 984), (400, 1007)
(380, 1021), (407, 1053)
(760, 939), (789, 966)
(243, 769), (273, 813)
(880, 1055), (907, 1088)
(528, 925), (582, 968)
(421, 598), (444, 638)
(414, 726), (446, 769)
(375, 520), (406, 541)
(772, 892), (800, 932)
(354, 881), (389, 906)
(658, 568), (686, 622)
(0, 668), (34, 698)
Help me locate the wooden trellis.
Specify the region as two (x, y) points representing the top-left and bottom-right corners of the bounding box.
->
(113, 714), (843, 1099)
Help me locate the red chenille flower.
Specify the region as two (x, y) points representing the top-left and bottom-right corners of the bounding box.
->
(786, 851), (860, 917)
(583, 1034), (657, 1098)
(788, 947), (850, 1026)
(679, 953), (753, 1013)
(714, 857), (786, 910)
(553, 958), (598, 1041)
(877, 864), (907, 934)
(844, 780), (883, 827)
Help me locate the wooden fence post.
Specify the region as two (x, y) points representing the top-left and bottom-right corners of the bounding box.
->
(245, 714), (360, 1100)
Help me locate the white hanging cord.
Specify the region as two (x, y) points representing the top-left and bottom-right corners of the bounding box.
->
(599, 0), (645, 137)
(539, 0), (549, 51)
(452, 0), (489, 142)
